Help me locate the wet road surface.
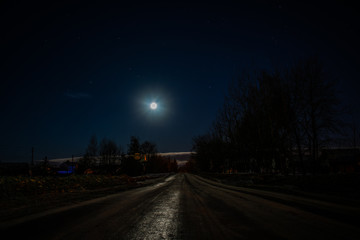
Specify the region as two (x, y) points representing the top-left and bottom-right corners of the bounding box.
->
(2, 173), (360, 239)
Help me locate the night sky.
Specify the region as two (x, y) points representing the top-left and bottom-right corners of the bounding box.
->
(1, 1), (359, 162)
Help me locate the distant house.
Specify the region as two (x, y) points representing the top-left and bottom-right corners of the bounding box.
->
(57, 161), (77, 175)
(321, 148), (360, 173)
(0, 162), (30, 176)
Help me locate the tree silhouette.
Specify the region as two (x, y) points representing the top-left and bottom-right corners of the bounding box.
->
(193, 57), (342, 174)
(98, 138), (119, 174)
(81, 135), (98, 170)
(127, 136), (141, 156)
(141, 141), (157, 155)
(288, 57), (341, 173)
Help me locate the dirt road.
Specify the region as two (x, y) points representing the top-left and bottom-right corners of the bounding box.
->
(1, 173), (359, 239)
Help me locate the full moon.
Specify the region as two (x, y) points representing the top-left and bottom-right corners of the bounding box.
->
(150, 102), (157, 110)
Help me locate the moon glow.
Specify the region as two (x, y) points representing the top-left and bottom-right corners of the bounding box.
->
(150, 102), (158, 110)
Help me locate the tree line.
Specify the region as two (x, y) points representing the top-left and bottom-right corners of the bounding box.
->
(79, 136), (177, 176)
(192, 57), (347, 174)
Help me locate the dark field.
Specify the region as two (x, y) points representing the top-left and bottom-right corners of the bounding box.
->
(200, 173), (360, 203)
(0, 173), (169, 222)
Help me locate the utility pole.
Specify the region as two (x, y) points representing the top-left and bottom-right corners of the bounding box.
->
(354, 125), (358, 148)
(31, 147), (34, 166)
(29, 147), (34, 177)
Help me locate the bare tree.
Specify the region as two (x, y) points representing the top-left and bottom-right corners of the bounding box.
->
(81, 135), (98, 169)
(140, 141), (157, 156)
(192, 57), (342, 174)
(99, 138), (118, 167)
(127, 136), (141, 156)
(288, 57), (341, 173)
